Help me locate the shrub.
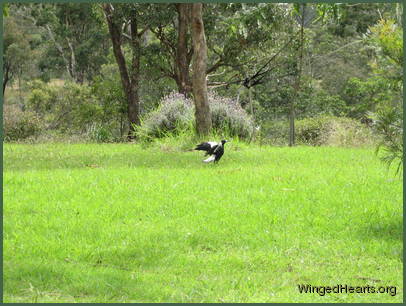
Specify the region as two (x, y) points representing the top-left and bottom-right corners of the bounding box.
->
(295, 116), (329, 146)
(91, 64), (127, 125)
(258, 120), (290, 146)
(27, 80), (104, 133)
(301, 90), (348, 117)
(296, 115), (376, 147)
(136, 92), (194, 141)
(86, 122), (125, 143)
(3, 105), (43, 141)
(342, 77), (393, 118)
(26, 79), (58, 114)
(136, 91), (254, 141)
(209, 92), (254, 138)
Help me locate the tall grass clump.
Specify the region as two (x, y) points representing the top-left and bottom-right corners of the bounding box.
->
(136, 91), (254, 141)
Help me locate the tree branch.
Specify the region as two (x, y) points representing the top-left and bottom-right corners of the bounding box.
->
(150, 26), (176, 57)
(45, 24), (72, 78)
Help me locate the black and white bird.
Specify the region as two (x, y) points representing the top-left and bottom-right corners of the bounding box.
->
(195, 140), (228, 163)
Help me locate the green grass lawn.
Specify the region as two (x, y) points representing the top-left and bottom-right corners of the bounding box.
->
(3, 142), (403, 302)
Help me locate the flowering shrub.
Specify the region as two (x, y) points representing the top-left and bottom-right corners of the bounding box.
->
(209, 92), (254, 138)
(136, 91), (254, 140)
(136, 92), (194, 140)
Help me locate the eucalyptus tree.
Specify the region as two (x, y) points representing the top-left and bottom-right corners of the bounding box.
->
(188, 3), (286, 135)
(12, 3), (109, 83)
(142, 3), (194, 96)
(146, 3), (287, 96)
(288, 3), (311, 146)
(3, 13), (31, 95)
(204, 4), (297, 100)
(147, 3), (212, 134)
(190, 3), (212, 135)
(102, 3), (154, 139)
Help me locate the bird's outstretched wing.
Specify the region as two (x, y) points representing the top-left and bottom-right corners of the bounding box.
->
(195, 142), (215, 151)
(195, 142), (220, 157)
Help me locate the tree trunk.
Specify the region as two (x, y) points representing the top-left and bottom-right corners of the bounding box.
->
(175, 4), (193, 97)
(128, 12), (141, 138)
(190, 3), (211, 136)
(289, 102), (295, 146)
(289, 4), (305, 147)
(3, 63), (11, 96)
(103, 4), (140, 140)
(248, 85), (257, 144)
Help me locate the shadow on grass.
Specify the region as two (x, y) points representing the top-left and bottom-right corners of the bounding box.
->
(358, 215), (403, 242)
(4, 259), (156, 302)
(355, 215), (403, 261)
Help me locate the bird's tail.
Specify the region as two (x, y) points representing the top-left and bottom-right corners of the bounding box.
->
(203, 155), (215, 163)
(195, 144), (205, 151)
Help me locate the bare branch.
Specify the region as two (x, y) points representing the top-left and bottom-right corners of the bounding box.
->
(150, 25), (176, 57)
(206, 58), (224, 75)
(310, 40), (362, 62)
(44, 24), (72, 78)
(207, 70), (226, 79)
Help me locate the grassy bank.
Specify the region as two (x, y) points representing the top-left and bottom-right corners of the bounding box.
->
(3, 142), (403, 302)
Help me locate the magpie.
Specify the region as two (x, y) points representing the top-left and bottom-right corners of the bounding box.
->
(195, 140), (228, 163)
